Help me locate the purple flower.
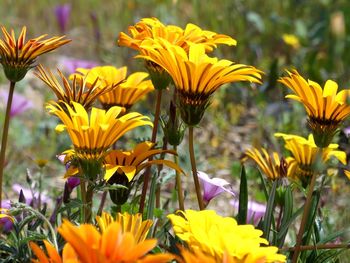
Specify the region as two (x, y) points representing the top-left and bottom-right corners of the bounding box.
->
(55, 4), (71, 33)
(0, 90), (33, 117)
(67, 177), (80, 190)
(0, 200), (13, 232)
(59, 57), (98, 74)
(12, 184), (50, 206)
(344, 126), (350, 137)
(197, 171), (235, 206)
(231, 200), (266, 225)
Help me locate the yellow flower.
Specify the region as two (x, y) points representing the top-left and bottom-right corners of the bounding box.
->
(46, 101), (152, 161)
(138, 39), (262, 125)
(0, 208), (13, 222)
(282, 34), (300, 49)
(104, 141), (183, 182)
(168, 210), (286, 263)
(242, 147), (288, 180)
(0, 26), (70, 82)
(279, 70), (350, 147)
(275, 133), (346, 180)
(96, 212), (152, 243)
(35, 64), (119, 110)
(31, 220), (174, 263)
(74, 66), (154, 110)
(118, 17), (236, 53)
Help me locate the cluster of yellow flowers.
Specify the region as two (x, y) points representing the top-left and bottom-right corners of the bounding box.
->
(2, 14), (350, 263)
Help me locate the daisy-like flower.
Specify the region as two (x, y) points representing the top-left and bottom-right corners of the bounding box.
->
(46, 101), (153, 161)
(138, 39), (262, 125)
(168, 210), (286, 262)
(30, 220), (174, 263)
(74, 65), (154, 110)
(0, 26), (70, 82)
(118, 17), (237, 53)
(104, 141), (184, 205)
(275, 133), (346, 182)
(282, 34), (300, 49)
(197, 171), (235, 206)
(35, 64), (120, 110)
(279, 70), (350, 147)
(119, 18), (237, 90)
(96, 212), (152, 243)
(242, 147), (288, 180)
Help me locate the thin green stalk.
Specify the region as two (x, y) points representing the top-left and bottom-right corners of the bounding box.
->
(139, 89), (163, 214)
(283, 243), (350, 252)
(174, 145), (184, 210)
(188, 126), (204, 210)
(0, 81), (15, 206)
(97, 191), (107, 216)
(291, 172), (317, 263)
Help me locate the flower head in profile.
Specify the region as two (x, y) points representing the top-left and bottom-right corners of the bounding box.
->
(197, 171), (235, 206)
(46, 101), (152, 161)
(275, 133), (346, 182)
(74, 66), (154, 110)
(104, 141), (184, 205)
(30, 219), (173, 263)
(119, 18), (237, 90)
(242, 147), (288, 180)
(138, 39), (262, 125)
(279, 70), (350, 147)
(96, 212), (152, 243)
(35, 64), (119, 110)
(168, 209), (286, 262)
(0, 26), (70, 82)
(118, 17), (237, 53)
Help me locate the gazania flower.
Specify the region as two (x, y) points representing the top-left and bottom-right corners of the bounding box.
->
(30, 220), (174, 263)
(74, 66), (154, 110)
(119, 18), (237, 90)
(118, 17), (237, 53)
(275, 133), (346, 181)
(0, 26), (70, 82)
(35, 64), (119, 110)
(138, 39), (262, 125)
(279, 70), (350, 147)
(104, 141), (184, 205)
(104, 141), (183, 182)
(242, 147), (288, 180)
(46, 101), (152, 161)
(168, 210), (286, 262)
(96, 212), (152, 243)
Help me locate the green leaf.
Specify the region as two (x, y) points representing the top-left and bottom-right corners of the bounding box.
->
(262, 179), (278, 241)
(277, 185), (294, 248)
(309, 249), (346, 263)
(237, 165), (248, 224)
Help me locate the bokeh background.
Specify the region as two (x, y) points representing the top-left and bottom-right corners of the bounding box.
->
(1, 0), (350, 257)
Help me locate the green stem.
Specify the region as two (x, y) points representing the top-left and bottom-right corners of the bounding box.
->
(97, 191), (107, 216)
(174, 145), (185, 210)
(188, 126), (204, 210)
(139, 89), (163, 214)
(291, 172), (317, 263)
(0, 81), (15, 206)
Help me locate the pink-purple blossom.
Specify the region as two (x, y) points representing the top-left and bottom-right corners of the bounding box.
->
(0, 90), (33, 117)
(59, 57), (98, 74)
(231, 199), (266, 225)
(197, 171), (235, 206)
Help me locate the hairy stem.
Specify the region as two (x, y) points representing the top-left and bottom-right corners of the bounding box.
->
(188, 126), (204, 210)
(0, 81), (15, 206)
(174, 145), (185, 210)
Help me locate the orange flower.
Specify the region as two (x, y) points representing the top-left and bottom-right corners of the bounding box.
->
(0, 26), (70, 82)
